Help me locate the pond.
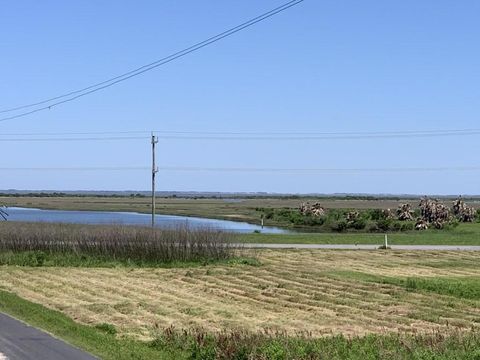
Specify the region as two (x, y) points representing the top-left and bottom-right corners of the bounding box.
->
(4, 207), (288, 234)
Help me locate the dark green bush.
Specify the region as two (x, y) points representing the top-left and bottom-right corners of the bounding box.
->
(443, 220), (460, 230)
(366, 221), (380, 232)
(368, 209), (385, 221)
(328, 220), (348, 232)
(376, 219), (392, 232)
(391, 221), (402, 232)
(349, 219), (367, 230)
(94, 323), (117, 335)
(400, 222), (414, 231)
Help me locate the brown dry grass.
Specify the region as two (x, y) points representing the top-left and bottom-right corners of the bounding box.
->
(0, 250), (478, 340)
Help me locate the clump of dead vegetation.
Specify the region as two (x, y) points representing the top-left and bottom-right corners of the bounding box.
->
(452, 197), (476, 222)
(299, 202), (325, 217)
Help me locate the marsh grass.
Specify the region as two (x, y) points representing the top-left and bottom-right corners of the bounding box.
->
(0, 222), (237, 265)
(150, 327), (480, 360)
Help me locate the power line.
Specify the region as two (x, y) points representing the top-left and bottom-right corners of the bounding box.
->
(153, 133), (480, 140)
(0, 167), (149, 171)
(0, 0), (304, 122)
(152, 128), (480, 136)
(157, 166), (480, 173)
(0, 130), (150, 136)
(2, 129), (480, 141)
(0, 131), (480, 142)
(0, 136), (148, 142)
(2, 165), (480, 173)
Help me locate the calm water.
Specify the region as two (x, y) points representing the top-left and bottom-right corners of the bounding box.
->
(5, 207), (288, 234)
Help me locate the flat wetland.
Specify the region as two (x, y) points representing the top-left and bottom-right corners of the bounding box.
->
(3, 195), (480, 245)
(4, 195), (479, 226)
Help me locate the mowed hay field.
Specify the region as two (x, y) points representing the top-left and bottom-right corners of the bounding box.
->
(0, 250), (479, 341)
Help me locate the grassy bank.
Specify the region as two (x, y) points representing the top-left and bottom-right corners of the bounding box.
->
(0, 290), (174, 360)
(0, 289), (478, 360)
(239, 222), (480, 245)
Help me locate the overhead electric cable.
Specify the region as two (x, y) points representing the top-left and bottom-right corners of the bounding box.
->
(0, 0), (304, 122)
(2, 166), (480, 173)
(0, 136), (148, 142)
(0, 166), (150, 171)
(157, 166), (480, 173)
(153, 132), (480, 140)
(2, 127), (480, 139)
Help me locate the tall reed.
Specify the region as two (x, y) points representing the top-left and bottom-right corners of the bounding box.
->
(0, 222), (236, 263)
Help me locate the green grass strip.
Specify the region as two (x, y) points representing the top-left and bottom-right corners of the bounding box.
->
(328, 271), (480, 301)
(0, 250), (260, 268)
(0, 290), (179, 360)
(239, 226), (480, 245)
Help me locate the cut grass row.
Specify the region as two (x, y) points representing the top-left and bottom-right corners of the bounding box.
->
(0, 290), (479, 360)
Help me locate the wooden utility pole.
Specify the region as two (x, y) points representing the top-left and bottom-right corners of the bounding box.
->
(151, 133), (159, 227)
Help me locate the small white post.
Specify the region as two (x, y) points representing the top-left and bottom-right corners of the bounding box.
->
(261, 216), (264, 229)
(384, 233), (388, 248)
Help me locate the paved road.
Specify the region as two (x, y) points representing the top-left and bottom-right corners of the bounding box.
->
(0, 313), (96, 360)
(241, 243), (480, 251)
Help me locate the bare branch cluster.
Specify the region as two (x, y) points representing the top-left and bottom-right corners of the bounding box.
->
(299, 202), (325, 217)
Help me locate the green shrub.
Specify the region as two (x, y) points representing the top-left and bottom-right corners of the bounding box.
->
(366, 221), (380, 232)
(376, 219), (392, 232)
(368, 209), (385, 221)
(349, 219), (367, 230)
(94, 323), (117, 335)
(443, 220), (460, 230)
(328, 220), (348, 232)
(400, 222), (414, 231)
(391, 221), (402, 232)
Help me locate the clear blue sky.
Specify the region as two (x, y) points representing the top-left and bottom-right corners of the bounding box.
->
(1, 1), (479, 194)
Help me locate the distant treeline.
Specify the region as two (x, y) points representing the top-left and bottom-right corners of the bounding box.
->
(1, 192), (479, 201)
(0, 192), (146, 198)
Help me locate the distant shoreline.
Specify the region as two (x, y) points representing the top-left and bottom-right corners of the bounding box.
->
(1, 190), (480, 200)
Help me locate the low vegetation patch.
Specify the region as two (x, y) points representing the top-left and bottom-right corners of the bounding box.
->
(0, 222), (238, 265)
(149, 327), (480, 360)
(257, 197), (478, 232)
(329, 271), (480, 301)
